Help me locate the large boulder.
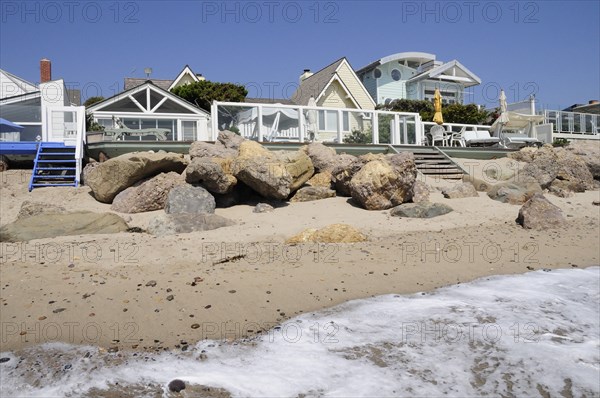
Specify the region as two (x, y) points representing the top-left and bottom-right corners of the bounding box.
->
(305, 143), (337, 172)
(520, 146), (594, 190)
(189, 141), (237, 159)
(332, 159), (367, 197)
(306, 171), (333, 189)
(487, 181), (542, 205)
(290, 186), (336, 202)
(0, 211), (129, 242)
(85, 152), (187, 203)
(349, 153), (417, 210)
(231, 141), (292, 200)
(164, 184), (216, 214)
(516, 193), (566, 229)
(565, 140), (600, 180)
(441, 182), (479, 199)
(305, 143), (355, 172)
(110, 172), (185, 213)
(185, 157), (237, 194)
(286, 224), (367, 244)
(390, 202), (453, 218)
(147, 213), (234, 236)
(217, 130), (245, 150)
(273, 151), (315, 192)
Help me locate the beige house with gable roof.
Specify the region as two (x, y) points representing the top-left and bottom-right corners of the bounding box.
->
(290, 57), (375, 139)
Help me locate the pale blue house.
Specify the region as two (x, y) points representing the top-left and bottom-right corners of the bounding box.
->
(356, 52), (481, 106)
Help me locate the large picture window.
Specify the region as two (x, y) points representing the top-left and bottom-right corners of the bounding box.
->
(318, 110), (350, 132)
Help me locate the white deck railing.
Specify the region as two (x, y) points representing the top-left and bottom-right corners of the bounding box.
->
(212, 101), (424, 145)
(543, 110), (599, 135)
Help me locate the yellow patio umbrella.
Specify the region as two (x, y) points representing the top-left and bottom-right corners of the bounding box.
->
(433, 88), (444, 125)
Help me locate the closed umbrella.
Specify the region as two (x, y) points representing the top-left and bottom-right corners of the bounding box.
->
(495, 89), (510, 137)
(306, 96), (319, 141)
(497, 90), (510, 124)
(0, 118), (24, 133)
(433, 88), (444, 125)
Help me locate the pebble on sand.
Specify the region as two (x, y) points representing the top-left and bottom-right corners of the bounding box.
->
(168, 379), (186, 393)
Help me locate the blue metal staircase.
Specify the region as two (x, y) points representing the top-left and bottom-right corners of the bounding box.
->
(29, 142), (78, 191)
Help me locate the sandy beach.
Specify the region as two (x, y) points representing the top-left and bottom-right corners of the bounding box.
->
(1, 155), (599, 354)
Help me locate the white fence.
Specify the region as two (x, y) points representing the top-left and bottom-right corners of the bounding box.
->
(543, 110), (599, 136)
(211, 101), (423, 145)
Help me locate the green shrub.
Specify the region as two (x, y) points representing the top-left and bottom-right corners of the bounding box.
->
(552, 138), (570, 147)
(344, 129), (371, 144)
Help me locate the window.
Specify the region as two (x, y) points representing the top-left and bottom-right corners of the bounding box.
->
(182, 121), (197, 141)
(374, 68), (382, 79)
(424, 89), (457, 103)
(318, 110), (350, 132)
(391, 69), (401, 81)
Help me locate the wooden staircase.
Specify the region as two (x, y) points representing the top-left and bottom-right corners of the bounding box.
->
(412, 147), (465, 180)
(29, 143), (78, 191)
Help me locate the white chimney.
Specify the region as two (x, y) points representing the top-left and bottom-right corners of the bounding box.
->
(299, 69), (313, 84)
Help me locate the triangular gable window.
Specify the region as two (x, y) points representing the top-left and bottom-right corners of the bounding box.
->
(132, 91), (148, 109)
(103, 96), (144, 112)
(155, 99), (194, 114)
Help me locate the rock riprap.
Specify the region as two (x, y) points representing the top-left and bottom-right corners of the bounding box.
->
(85, 152), (187, 203)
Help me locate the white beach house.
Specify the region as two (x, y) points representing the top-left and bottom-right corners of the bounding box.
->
(356, 52), (481, 106)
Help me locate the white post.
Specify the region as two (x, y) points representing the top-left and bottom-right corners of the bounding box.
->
(211, 102), (218, 141)
(298, 107), (304, 143)
(372, 112), (379, 144)
(337, 110), (343, 143)
(402, 117), (408, 144)
(529, 95), (535, 115)
(257, 105), (264, 142)
(415, 114), (422, 145)
(394, 114), (400, 144)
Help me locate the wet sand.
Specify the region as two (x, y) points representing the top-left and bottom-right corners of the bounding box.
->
(1, 163), (599, 353)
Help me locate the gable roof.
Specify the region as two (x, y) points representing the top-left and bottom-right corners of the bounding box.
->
(408, 60), (481, 87)
(0, 69), (39, 99)
(124, 77), (173, 91)
(291, 58), (345, 106)
(88, 80), (209, 115)
(168, 65), (200, 91)
(291, 57), (376, 109)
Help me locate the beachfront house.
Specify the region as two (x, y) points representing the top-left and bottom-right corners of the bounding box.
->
(356, 52), (481, 106)
(0, 59), (83, 142)
(86, 80), (211, 141)
(291, 57), (376, 141)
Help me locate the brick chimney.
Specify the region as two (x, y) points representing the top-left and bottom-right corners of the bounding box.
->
(40, 58), (52, 83)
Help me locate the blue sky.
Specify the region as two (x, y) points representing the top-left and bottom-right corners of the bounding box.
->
(1, 0), (598, 110)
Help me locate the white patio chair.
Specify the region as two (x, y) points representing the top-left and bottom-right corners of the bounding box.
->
(590, 121), (599, 135)
(450, 126), (467, 147)
(430, 125), (448, 146)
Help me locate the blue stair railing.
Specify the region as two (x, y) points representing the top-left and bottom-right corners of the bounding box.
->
(29, 142), (78, 191)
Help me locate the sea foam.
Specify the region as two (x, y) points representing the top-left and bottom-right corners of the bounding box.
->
(1, 267), (598, 397)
